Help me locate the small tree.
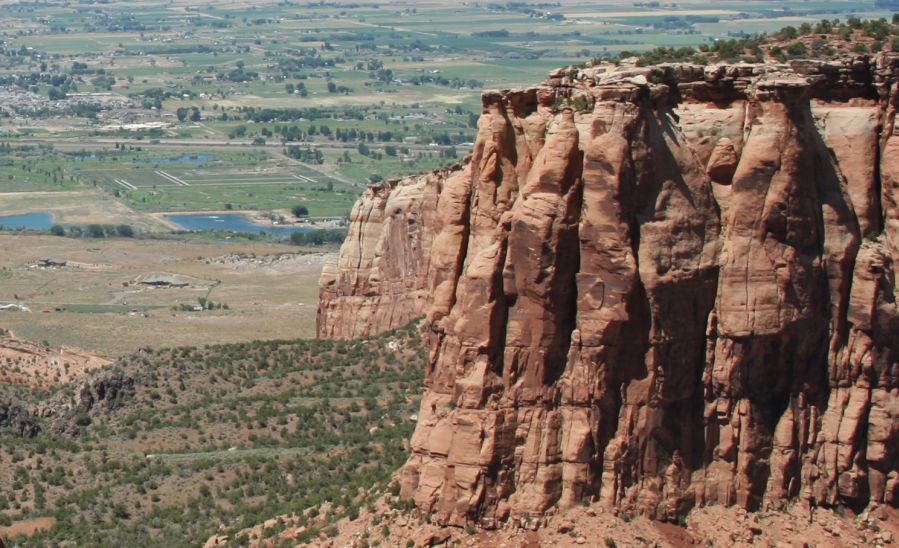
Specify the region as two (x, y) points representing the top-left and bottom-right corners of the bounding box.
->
(229, 125), (247, 139)
(48, 87), (66, 100)
(86, 224), (106, 238)
(116, 225), (135, 238)
(50, 224), (65, 236)
(292, 205), (309, 217)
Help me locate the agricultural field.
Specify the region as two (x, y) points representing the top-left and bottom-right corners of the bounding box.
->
(0, 0), (894, 231)
(72, 148), (358, 216)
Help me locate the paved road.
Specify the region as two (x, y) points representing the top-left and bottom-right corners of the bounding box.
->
(150, 445), (313, 462)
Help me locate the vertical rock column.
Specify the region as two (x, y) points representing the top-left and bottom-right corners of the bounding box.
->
(316, 172), (443, 339)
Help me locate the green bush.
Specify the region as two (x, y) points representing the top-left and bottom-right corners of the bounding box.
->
(115, 225), (135, 238)
(289, 228), (346, 246)
(786, 42), (808, 57)
(86, 224), (106, 238)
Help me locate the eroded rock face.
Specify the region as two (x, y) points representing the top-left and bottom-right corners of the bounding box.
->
(319, 54), (899, 524)
(0, 402), (40, 438)
(317, 169), (450, 338)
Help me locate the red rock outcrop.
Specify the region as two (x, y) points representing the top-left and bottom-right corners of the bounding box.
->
(318, 54), (899, 524)
(317, 168), (452, 338)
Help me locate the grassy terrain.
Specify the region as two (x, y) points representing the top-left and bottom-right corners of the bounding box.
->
(0, 324), (425, 547)
(71, 148), (359, 215)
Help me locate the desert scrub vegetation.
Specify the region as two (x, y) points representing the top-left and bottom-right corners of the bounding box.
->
(0, 323), (425, 547)
(615, 16), (899, 66)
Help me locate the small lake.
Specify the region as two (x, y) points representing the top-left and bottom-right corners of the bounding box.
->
(0, 212), (313, 236)
(0, 213), (54, 230)
(166, 214), (312, 235)
(146, 154), (214, 165)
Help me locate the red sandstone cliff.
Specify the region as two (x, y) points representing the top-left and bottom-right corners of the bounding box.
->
(317, 168), (449, 339)
(318, 54), (899, 525)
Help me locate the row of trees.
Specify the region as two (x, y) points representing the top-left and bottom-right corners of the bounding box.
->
(175, 107), (201, 122)
(289, 228), (346, 246)
(48, 224), (135, 238)
(776, 15), (899, 42)
(617, 16), (899, 67)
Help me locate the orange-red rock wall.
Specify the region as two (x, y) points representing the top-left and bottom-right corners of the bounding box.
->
(319, 55), (899, 524)
(317, 169), (451, 339)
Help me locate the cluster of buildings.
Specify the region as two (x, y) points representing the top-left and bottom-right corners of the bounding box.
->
(0, 87), (134, 119)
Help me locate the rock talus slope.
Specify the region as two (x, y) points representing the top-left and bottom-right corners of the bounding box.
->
(318, 55), (899, 525)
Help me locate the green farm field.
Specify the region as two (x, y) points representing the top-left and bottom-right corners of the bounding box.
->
(0, 0), (892, 231)
(70, 149), (358, 216)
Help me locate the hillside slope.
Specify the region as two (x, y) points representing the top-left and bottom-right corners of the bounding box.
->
(0, 328), (423, 546)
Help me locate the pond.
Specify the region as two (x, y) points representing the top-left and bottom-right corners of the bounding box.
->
(145, 154), (215, 165)
(0, 213), (55, 230)
(166, 214), (312, 235)
(0, 212), (313, 236)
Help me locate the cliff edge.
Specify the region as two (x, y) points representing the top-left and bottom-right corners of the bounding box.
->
(318, 54), (899, 525)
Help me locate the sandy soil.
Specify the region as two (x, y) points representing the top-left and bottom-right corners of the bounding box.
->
(0, 234), (330, 355)
(0, 517), (56, 540)
(0, 336), (112, 389)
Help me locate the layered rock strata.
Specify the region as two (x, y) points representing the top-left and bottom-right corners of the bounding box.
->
(318, 55), (899, 524)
